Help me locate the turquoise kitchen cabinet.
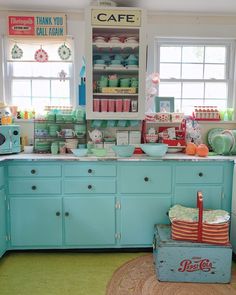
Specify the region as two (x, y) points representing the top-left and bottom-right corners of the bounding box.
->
(174, 186), (223, 209)
(117, 162), (172, 246)
(118, 164), (172, 194)
(0, 188), (6, 257)
(64, 196), (116, 246)
(0, 165), (6, 257)
(174, 162), (233, 212)
(3, 159), (234, 251)
(119, 195), (171, 246)
(64, 178), (116, 194)
(8, 179), (61, 195)
(8, 164), (61, 177)
(10, 197), (62, 247)
(64, 163), (116, 177)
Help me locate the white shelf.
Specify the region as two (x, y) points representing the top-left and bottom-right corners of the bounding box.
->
(93, 42), (139, 49)
(93, 67), (139, 73)
(93, 93), (138, 97)
(89, 112), (141, 120)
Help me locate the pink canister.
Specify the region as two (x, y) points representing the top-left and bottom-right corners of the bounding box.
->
(93, 99), (100, 112)
(108, 99), (115, 112)
(101, 99), (108, 112)
(115, 99), (123, 112)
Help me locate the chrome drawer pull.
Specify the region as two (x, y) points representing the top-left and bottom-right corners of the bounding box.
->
(88, 184), (92, 190)
(31, 169), (36, 174)
(65, 212), (69, 217)
(198, 172), (203, 177)
(144, 177), (149, 182)
(31, 185), (37, 190)
(56, 211), (61, 216)
(88, 169), (92, 174)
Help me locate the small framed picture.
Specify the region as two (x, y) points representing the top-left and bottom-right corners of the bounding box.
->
(155, 96), (175, 113)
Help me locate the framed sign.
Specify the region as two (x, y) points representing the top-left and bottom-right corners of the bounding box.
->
(155, 96), (175, 113)
(8, 13), (67, 38)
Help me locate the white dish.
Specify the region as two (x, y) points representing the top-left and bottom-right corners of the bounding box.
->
(167, 146), (185, 153)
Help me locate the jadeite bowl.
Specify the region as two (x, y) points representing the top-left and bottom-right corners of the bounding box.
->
(140, 143), (168, 157)
(112, 145), (135, 157)
(91, 148), (107, 157)
(71, 148), (88, 157)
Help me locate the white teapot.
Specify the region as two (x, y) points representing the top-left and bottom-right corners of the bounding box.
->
(88, 129), (103, 143)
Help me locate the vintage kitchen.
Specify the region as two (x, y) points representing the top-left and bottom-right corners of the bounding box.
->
(0, 0), (236, 293)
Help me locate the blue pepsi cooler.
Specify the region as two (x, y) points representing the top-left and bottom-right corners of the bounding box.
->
(153, 224), (232, 283)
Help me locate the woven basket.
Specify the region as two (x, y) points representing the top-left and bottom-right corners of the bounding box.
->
(170, 192), (230, 245)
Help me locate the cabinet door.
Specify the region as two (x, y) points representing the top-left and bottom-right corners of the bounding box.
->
(174, 186), (222, 209)
(10, 197), (62, 247)
(120, 195), (171, 246)
(0, 189), (6, 257)
(64, 196), (115, 246)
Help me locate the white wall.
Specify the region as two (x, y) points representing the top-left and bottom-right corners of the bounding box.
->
(1, 10), (236, 143)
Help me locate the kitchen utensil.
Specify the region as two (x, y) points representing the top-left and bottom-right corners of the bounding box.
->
(91, 148), (107, 157)
(71, 148), (88, 157)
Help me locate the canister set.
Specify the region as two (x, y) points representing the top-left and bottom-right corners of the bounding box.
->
(95, 75), (138, 93)
(93, 98), (137, 113)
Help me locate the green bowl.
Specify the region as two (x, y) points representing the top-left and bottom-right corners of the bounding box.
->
(140, 143), (168, 157)
(91, 148), (107, 157)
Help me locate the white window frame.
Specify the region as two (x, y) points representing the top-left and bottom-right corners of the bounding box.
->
(2, 36), (75, 108)
(154, 38), (236, 112)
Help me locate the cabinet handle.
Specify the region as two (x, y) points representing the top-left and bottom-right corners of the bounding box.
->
(198, 172), (203, 177)
(88, 184), (92, 190)
(31, 169), (36, 174)
(88, 169), (92, 174)
(144, 177), (149, 182)
(65, 212), (69, 217)
(56, 211), (61, 216)
(31, 185), (37, 190)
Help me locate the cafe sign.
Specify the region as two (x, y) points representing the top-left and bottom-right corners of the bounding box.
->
(8, 13), (67, 38)
(91, 9), (141, 27)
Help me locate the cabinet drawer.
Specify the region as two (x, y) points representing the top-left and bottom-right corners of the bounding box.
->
(119, 165), (172, 194)
(64, 178), (116, 194)
(8, 179), (61, 195)
(175, 165), (223, 184)
(8, 165), (61, 177)
(64, 164), (116, 177)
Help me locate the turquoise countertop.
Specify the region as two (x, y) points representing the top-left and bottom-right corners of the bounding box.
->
(0, 152), (236, 161)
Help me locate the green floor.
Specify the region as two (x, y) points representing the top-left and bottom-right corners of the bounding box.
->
(0, 251), (146, 295)
(0, 251), (235, 295)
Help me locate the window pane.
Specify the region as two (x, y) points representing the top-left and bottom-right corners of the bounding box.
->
(160, 63), (181, 79)
(205, 82), (227, 99)
(205, 47), (226, 63)
(205, 99), (227, 109)
(182, 46), (204, 63)
(51, 98), (71, 106)
(182, 99), (204, 114)
(32, 80), (50, 97)
(51, 80), (70, 98)
(160, 47), (181, 62)
(12, 80), (31, 96)
(182, 83), (204, 99)
(204, 64), (225, 79)
(12, 96), (31, 108)
(32, 98), (51, 109)
(159, 82), (181, 98)
(182, 64), (203, 79)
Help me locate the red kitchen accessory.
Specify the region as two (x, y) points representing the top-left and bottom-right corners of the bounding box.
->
(170, 191), (230, 245)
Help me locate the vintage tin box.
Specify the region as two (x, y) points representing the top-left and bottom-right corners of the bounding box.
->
(153, 224), (232, 283)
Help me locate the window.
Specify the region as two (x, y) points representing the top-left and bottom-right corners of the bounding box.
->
(155, 38), (235, 114)
(3, 38), (74, 112)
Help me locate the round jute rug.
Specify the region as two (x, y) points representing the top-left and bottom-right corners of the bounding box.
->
(106, 254), (236, 295)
